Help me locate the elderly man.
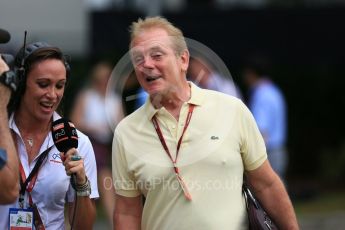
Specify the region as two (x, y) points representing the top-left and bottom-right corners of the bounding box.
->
(112, 16), (299, 230)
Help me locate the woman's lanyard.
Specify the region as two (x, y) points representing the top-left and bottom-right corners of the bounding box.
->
(151, 104), (195, 201)
(19, 147), (52, 208)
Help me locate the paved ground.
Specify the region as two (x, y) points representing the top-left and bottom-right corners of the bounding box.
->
(298, 211), (345, 230)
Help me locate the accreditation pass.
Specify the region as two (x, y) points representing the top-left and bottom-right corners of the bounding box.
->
(9, 208), (33, 230)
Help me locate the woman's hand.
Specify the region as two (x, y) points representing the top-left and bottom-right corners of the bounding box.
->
(60, 148), (87, 185)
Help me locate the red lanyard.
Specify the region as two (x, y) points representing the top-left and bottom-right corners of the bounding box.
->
(19, 163), (37, 206)
(152, 104), (195, 200)
(18, 147), (52, 207)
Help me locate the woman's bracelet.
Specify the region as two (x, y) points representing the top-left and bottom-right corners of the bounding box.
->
(70, 176), (91, 196)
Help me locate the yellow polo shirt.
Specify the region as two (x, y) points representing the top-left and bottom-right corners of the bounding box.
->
(112, 83), (267, 230)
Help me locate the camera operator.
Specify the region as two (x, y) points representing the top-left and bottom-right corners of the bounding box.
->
(0, 29), (19, 204)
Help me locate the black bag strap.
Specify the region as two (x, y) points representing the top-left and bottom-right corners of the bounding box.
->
(242, 178), (279, 230)
(19, 146), (53, 196)
(242, 182), (260, 210)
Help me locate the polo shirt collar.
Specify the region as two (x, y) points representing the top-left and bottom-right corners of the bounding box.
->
(9, 112), (62, 133)
(9, 113), (19, 135)
(188, 82), (204, 106)
(143, 82), (205, 120)
(9, 112), (62, 155)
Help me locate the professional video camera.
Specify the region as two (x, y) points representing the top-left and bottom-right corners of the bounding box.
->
(0, 28), (18, 92)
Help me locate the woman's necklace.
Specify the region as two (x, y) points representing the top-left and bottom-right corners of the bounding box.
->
(27, 137), (34, 148)
(23, 135), (36, 156)
(20, 123), (51, 155)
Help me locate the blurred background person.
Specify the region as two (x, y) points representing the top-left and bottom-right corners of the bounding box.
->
(134, 86), (148, 110)
(0, 54), (19, 204)
(188, 56), (242, 99)
(241, 54), (288, 180)
(71, 61), (123, 227)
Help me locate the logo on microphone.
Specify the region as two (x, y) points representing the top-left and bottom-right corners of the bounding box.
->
(52, 118), (78, 154)
(54, 129), (65, 140)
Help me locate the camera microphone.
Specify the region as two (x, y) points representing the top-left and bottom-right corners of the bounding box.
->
(0, 28), (11, 44)
(0, 29), (19, 92)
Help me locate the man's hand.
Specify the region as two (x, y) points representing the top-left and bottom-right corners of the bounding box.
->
(0, 56), (11, 110)
(246, 160), (299, 230)
(0, 56), (9, 74)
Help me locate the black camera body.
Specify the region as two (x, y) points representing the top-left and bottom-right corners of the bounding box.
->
(0, 53), (18, 92)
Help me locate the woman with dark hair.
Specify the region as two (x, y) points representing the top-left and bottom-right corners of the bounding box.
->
(0, 42), (98, 229)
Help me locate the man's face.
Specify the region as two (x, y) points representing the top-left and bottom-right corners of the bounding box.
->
(130, 28), (189, 97)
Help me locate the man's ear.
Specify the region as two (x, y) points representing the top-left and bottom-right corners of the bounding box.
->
(180, 49), (190, 72)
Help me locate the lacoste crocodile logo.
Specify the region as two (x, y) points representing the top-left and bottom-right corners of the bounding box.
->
(210, 136), (219, 140)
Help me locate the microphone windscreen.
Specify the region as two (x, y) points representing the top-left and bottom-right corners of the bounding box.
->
(0, 28), (11, 44)
(52, 118), (78, 153)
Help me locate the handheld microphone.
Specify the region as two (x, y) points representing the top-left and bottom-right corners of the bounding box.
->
(52, 118), (78, 153)
(52, 118), (83, 230)
(52, 118), (81, 189)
